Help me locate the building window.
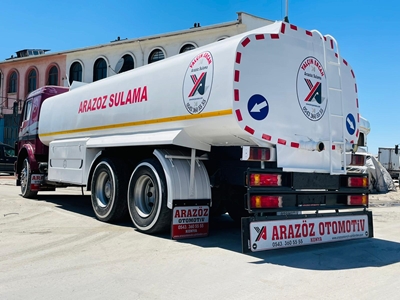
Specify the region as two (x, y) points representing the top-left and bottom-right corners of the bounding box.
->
(8, 71), (17, 93)
(27, 69), (37, 93)
(69, 62), (82, 84)
(118, 54), (134, 73)
(148, 49), (165, 64)
(47, 66), (58, 85)
(180, 44), (196, 53)
(93, 58), (107, 81)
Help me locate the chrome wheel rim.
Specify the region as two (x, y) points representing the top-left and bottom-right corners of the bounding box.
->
(134, 175), (156, 218)
(21, 160), (29, 194)
(95, 171), (113, 208)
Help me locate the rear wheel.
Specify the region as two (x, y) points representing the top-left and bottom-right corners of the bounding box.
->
(91, 158), (129, 223)
(128, 159), (171, 233)
(20, 158), (38, 199)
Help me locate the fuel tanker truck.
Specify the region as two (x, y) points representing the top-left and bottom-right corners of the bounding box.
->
(15, 21), (373, 252)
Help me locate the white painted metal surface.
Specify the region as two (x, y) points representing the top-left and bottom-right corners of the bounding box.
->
(39, 21), (360, 174)
(48, 138), (99, 184)
(378, 147), (400, 176)
(153, 149), (211, 209)
(250, 214), (369, 252)
(85, 129), (210, 152)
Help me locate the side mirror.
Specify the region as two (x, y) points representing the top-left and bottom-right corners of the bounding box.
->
(395, 145), (398, 155)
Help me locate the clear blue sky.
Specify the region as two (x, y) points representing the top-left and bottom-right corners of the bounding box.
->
(1, 0), (398, 155)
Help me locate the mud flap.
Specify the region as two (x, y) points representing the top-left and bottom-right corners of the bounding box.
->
(171, 199), (210, 240)
(30, 174), (44, 191)
(242, 210), (373, 253)
(30, 174), (56, 192)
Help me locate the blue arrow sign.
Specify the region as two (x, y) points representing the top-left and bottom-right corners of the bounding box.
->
(247, 94), (269, 121)
(346, 113), (356, 135)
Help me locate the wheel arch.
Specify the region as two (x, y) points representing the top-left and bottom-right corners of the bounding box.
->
(16, 144), (38, 177)
(153, 148), (211, 209)
(86, 150), (106, 191)
(86, 146), (154, 190)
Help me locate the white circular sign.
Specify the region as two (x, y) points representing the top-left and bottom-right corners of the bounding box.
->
(296, 57), (327, 121)
(182, 51), (214, 114)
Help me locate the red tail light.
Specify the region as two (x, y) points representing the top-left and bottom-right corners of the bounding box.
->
(350, 154), (366, 166)
(250, 195), (282, 208)
(251, 148), (270, 160)
(347, 195), (368, 205)
(347, 177), (368, 188)
(242, 147), (271, 161)
(250, 174), (282, 187)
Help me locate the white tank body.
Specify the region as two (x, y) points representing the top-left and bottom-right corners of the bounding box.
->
(39, 22), (360, 172)
(39, 26), (252, 147)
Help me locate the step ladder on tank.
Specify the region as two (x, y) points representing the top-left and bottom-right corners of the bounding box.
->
(312, 30), (347, 175)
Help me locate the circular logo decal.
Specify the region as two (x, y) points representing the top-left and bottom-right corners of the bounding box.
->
(296, 57), (327, 121)
(182, 51), (214, 114)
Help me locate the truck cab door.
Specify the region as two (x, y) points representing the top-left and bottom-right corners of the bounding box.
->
(19, 95), (41, 139)
(19, 99), (33, 139)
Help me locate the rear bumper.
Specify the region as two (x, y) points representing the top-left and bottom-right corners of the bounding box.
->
(241, 210), (373, 253)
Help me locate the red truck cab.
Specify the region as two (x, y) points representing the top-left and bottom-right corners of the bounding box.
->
(15, 86), (69, 194)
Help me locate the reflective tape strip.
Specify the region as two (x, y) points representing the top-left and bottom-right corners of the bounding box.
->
(40, 109), (233, 138)
(278, 139), (287, 145)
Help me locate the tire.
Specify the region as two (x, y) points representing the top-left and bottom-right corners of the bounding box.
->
(91, 158), (129, 223)
(128, 159), (171, 234)
(20, 158), (38, 199)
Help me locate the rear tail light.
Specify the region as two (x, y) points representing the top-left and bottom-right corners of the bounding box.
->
(250, 174), (282, 187)
(347, 177), (368, 187)
(350, 154), (366, 166)
(250, 195), (282, 208)
(242, 146), (271, 161)
(251, 148), (270, 160)
(347, 195), (368, 205)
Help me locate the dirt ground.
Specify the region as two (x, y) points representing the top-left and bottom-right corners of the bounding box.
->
(1, 175), (400, 300)
(369, 180), (400, 207)
(370, 191), (400, 206)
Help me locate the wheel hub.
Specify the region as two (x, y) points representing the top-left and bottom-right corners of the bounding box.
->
(134, 175), (156, 217)
(95, 172), (113, 208)
(104, 181), (111, 199)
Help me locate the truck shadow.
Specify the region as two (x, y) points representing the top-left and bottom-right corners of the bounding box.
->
(36, 193), (136, 227)
(244, 238), (400, 270)
(176, 213), (400, 270)
(36, 193), (400, 270)
(37, 193), (96, 218)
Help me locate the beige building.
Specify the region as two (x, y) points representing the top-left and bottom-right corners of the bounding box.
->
(0, 12), (272, 145)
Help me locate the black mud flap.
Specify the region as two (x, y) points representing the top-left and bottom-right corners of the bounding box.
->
(242, 210), (373, 253)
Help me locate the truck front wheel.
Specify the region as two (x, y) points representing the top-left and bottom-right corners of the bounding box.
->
(128, 159), (171, 233)
(91, 158), (129, 223)
(20, 158), (38, 199)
